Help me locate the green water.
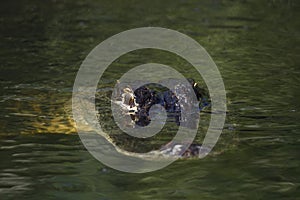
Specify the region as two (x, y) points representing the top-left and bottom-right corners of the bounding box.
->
(0, 0), (299, 199)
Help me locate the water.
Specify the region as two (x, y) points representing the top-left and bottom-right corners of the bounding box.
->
(0, 0), (299, 199)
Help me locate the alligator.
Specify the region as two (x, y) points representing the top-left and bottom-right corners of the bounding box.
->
(110, 78), (210, 158)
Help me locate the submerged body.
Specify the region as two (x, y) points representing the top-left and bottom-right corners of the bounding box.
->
(113, 78), (209, 157)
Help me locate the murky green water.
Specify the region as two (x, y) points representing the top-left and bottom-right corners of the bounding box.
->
(0, 0), (299, 199)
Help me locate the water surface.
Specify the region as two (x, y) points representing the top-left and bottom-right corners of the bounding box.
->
(0, 0), (299, 199)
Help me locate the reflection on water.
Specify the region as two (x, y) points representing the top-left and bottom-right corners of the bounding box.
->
(0, 0), (299, 199)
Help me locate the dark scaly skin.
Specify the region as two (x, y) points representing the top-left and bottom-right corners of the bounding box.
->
(131, 79), (208, 157)
(133, 78), (207, 127)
